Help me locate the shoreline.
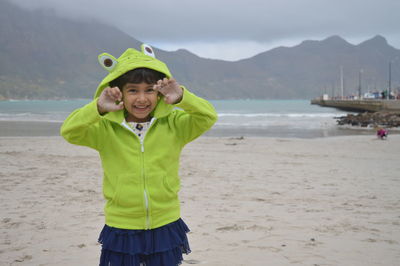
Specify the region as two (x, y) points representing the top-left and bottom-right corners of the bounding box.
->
(0, 121), (62, 137)
(1, 120), (399, 139)
(1, 134), (399, 141)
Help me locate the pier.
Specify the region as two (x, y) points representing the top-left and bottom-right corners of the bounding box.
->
(311, 98), (400, 112)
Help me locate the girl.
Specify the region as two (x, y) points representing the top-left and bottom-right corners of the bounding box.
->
(61, 45), (217, 266)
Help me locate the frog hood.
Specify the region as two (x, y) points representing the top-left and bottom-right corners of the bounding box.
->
(94, 44), (174, 121)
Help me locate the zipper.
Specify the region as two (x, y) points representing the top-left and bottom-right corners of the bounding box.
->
(141, 118), (156, 229)
(121, 118), (156, 229)
(143, 190), (150, 229)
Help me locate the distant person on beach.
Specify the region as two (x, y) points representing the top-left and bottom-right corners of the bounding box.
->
(61, 44), (217, 266)
(376, 127), (388, 140)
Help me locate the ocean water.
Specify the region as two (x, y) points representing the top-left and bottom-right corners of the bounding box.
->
(0, 99), (368, 138)
(208, 100), (365, 138)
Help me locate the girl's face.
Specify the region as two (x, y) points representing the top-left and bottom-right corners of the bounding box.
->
(122, 82), (159, 123)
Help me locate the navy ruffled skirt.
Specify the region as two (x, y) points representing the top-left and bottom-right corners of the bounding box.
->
(98, 218), (191, 266)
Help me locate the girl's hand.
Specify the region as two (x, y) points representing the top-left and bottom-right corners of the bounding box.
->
(97, 87), (124, 115)
(153, 78), (183, 105)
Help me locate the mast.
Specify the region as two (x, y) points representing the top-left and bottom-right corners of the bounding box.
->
(340, 66), (344, 99)
(388, 61), (391, 100)
(358, 69), (363, 99)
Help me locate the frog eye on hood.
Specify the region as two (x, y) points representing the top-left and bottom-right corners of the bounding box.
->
(98, 53), (118, 72)
(141, 44), (156, 58)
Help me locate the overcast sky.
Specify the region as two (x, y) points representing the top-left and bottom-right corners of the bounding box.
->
(11, 0), (400, 61)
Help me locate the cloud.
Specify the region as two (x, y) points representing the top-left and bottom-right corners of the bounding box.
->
(9, 0), (400, 60)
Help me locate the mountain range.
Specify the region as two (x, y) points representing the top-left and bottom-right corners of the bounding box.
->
(1, 0), (399, 100)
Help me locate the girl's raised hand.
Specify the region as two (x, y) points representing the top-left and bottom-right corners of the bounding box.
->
(153, 78), (183, 105)
(97, 87), (124, 115)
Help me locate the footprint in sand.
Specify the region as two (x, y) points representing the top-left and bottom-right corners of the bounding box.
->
(14, 255), (33, 262)
(248, 246), (282, 252)
(252, 197), (267, 202)
(184, 259), (202, 264)
(216, 224), (244, 231)
(246, 224), (273, 231)
(2, 218), (11, 223)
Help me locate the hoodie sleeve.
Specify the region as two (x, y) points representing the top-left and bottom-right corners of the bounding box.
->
(173, 87), (218, 145)
(60, 98), (104, 151)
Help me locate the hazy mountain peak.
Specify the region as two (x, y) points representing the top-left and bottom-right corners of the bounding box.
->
(170, 48), (202, 59)
(322, 35), (350, 45)
(295, 35), (352, 50)
(176, 48), (195, 55)
(359, 35), (388, 47)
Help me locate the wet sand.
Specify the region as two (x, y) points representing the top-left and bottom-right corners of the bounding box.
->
(0, 121), (62, 137)
(0, 120), (391, 139)
(0, 135), (399, 265)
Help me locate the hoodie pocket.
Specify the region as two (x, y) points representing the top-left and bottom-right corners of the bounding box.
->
(163, 175), (180, 195)
(113, 174), (143, 211)
(146, 175), (180, 205)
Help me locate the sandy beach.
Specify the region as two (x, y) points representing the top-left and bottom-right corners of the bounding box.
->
(1, 135), (399, 265)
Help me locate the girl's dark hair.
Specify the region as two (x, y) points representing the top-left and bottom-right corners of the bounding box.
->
(109, 68), (166, 91)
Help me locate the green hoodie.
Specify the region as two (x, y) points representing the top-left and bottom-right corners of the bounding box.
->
(60, 45), (217, 229)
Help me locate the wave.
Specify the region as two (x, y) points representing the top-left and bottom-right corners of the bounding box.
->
(0, 111), (341, 120)
(0, 112), (32, 117)
(0, 118), (63, 123)
(0, 112), (66, 122)
(217, 113), (343, 118)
